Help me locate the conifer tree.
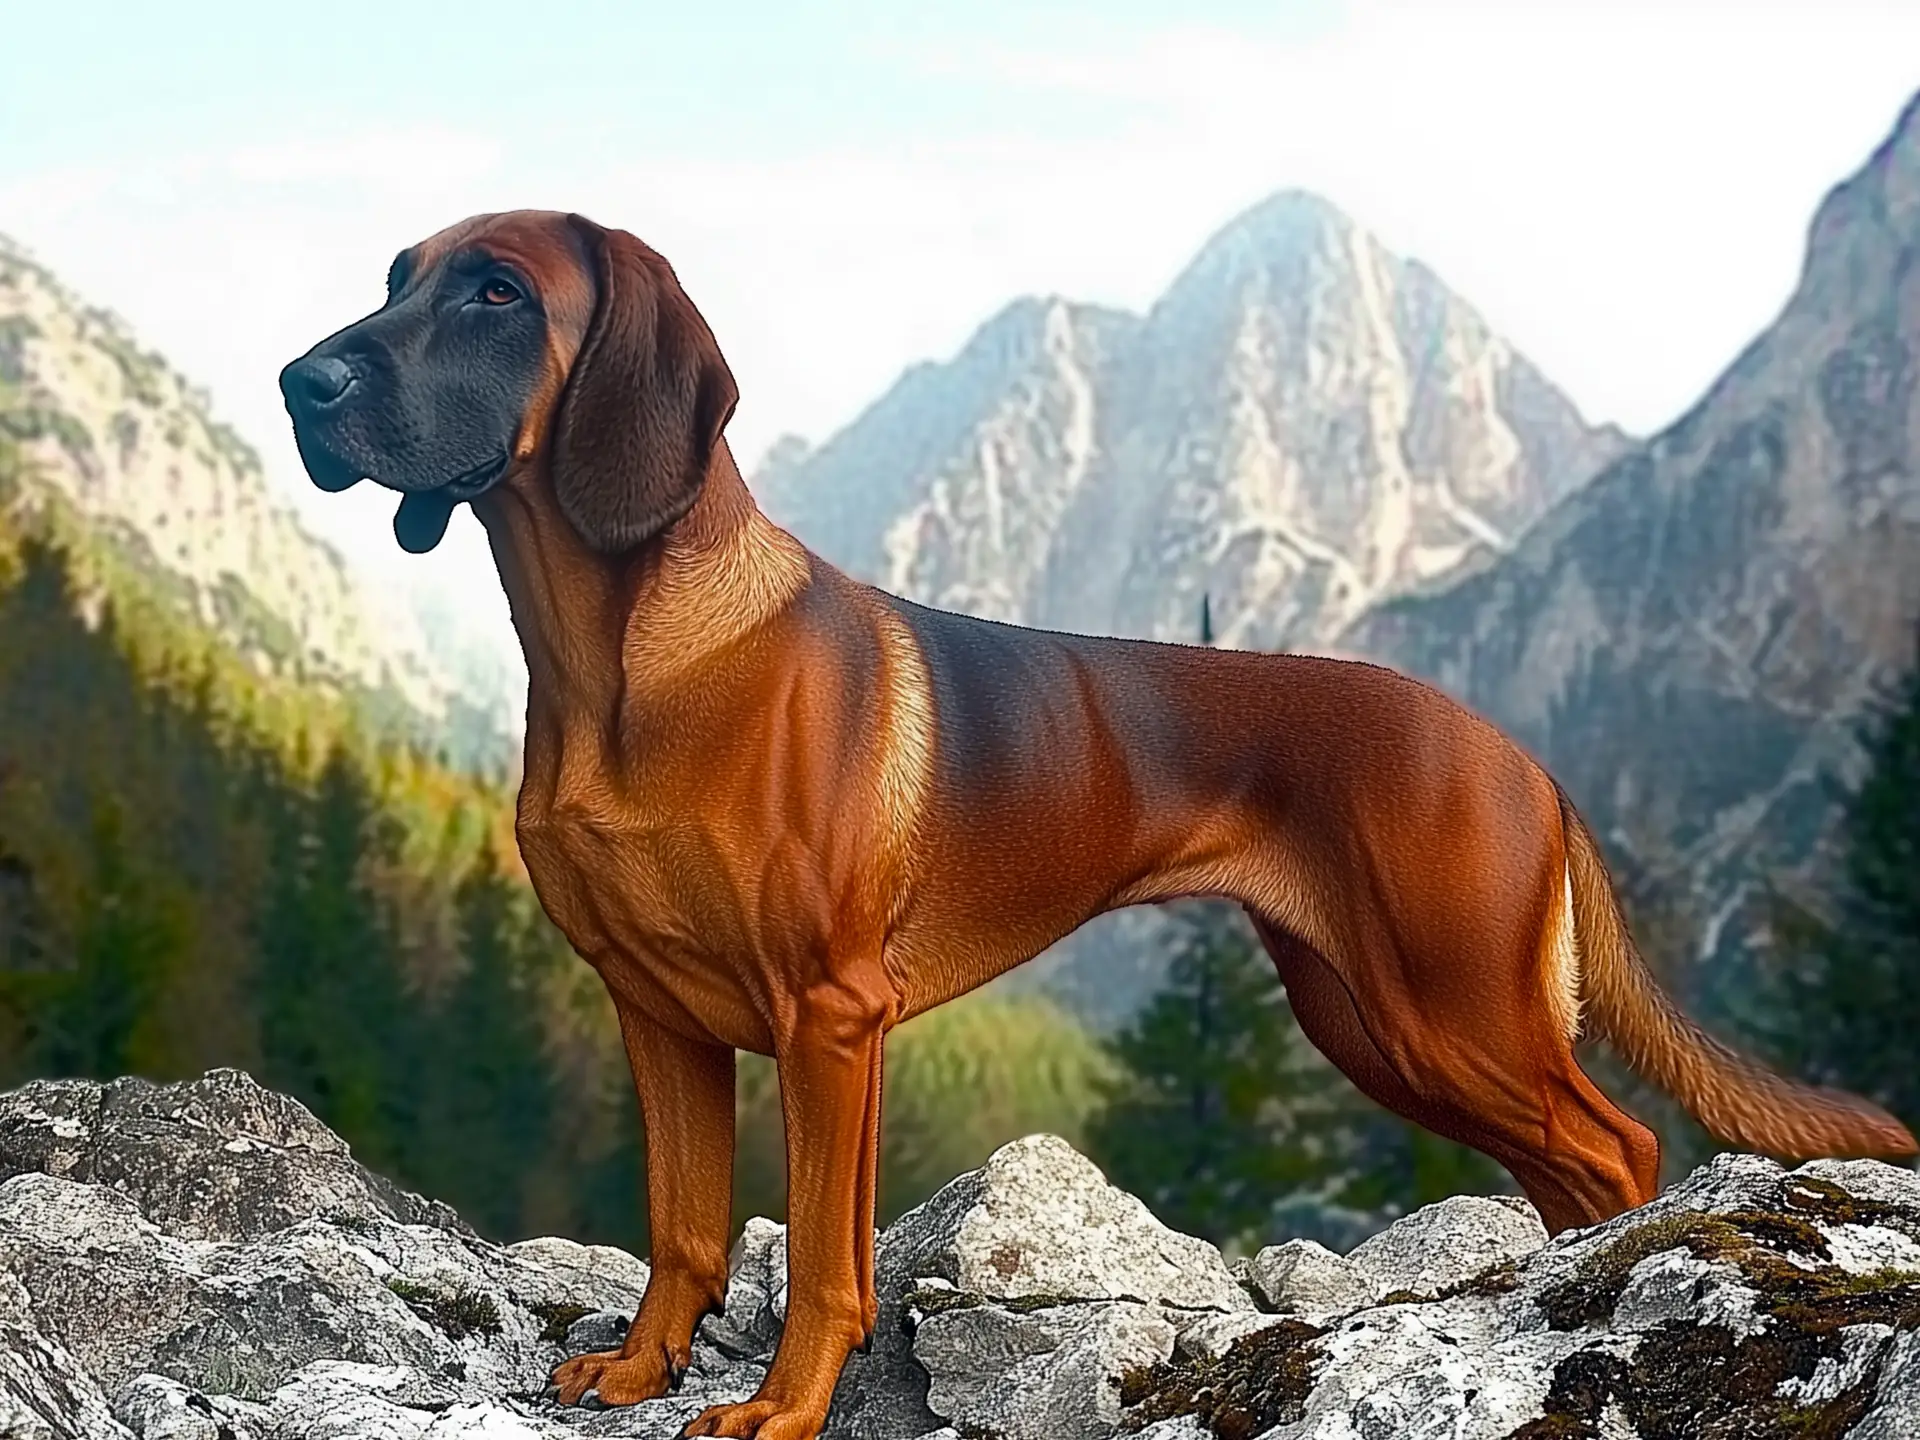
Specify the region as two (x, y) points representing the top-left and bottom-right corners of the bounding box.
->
(1086, 898), (1345, 1249)
(410, 842), (565, 1238)
(1761, 628), (1920, 1129)
(252, 747), (417, 1176)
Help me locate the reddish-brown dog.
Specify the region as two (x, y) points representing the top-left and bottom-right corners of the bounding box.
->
(279, 210), (1918, 1439)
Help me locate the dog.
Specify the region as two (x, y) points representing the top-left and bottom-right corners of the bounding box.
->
(279, 209), (1917, 1438)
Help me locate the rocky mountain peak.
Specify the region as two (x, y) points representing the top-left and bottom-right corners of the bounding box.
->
(755, 187), (1627, 675)
(1165, 188), (1358, 300)
(1342, 90), (1920, 998)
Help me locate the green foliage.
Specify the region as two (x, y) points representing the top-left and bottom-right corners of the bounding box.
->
(732, 990), (1118, 1228)
(0, 438), (643, 1251)
(0, 377), (509, 775)
(0, 405), (93, 457)
(250, 749), (421, 1176)
(1758, 628), (1920, 1131)
(407, 846), (569, 1240)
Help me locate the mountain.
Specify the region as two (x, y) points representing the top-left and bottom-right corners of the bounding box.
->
(1344, 94), (1920, 1017)
(0, 235), (514, 772)
(754, 190), (1629, 655)
(751, 191), (1629, 1027)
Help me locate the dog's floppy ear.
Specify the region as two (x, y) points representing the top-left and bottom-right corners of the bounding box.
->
(549, 214), (739, 554)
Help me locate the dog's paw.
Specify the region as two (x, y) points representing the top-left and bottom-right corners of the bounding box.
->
(547, 1346), (679, 1407)
(681, 1397), (829, 1439)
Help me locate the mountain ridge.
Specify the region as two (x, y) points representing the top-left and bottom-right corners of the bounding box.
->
(0, 232), (515, 772)
(753, 185), (1629, 662)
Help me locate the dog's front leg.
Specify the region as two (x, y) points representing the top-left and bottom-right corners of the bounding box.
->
(551, 1000), (736, 1407)
(684, 980), (887, 1440)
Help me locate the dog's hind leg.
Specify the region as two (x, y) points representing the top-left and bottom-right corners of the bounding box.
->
(853, 1036), (885, 1342)
(1247, 903), (1659, 1237)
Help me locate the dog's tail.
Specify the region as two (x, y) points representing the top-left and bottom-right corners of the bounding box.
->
(1554, 781), (1917, 1161)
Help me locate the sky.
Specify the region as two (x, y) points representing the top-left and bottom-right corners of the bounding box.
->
(3, 0), (1919, 645)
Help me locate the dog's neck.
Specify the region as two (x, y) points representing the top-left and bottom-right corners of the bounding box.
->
(475, 445), (812, 746)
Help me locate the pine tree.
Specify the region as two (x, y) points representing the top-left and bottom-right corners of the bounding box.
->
(251, 747), (418, 1176)
(1085, 900), (1344, 1250)
(1760, 627), (1920, 1128)
(410, 842), (564, 1238)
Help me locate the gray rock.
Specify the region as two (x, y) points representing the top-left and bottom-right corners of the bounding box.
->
(877, 1134), (1248, 1312)
(1794, 1157), (1920, 1220)
(1247, 1239), (1379, 1324)
(560, 1311), (631, 1357)
(916, 1300), (1174, 1440)
(825, 1133), (1248, 1439)
(1133, 1422), (1211, 1440)
(1265, 1314), (1608, 1440)
(0, 1070), (471, 1244)
(111, 1375), (266, 1440)
(1849, 1328), (1920, 1440)
(1342, 1194), (1548, 1298)
(0, 1313), (136, 1440)
(0, 1168), (648, 1403)
(1608, 1246), (1767, 1339)
(12, 1066), (1920, 1440)
(699, 1217), (787, 1361)
(1172, 1310), (1295, 1364)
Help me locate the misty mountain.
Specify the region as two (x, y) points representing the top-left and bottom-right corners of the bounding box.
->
(754, 189), (1629, 655)
(1345, 92), (1920, 1019)
(0, 236), (515, 772)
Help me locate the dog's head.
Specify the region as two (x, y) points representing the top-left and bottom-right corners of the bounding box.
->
(279, 210), (739, 555)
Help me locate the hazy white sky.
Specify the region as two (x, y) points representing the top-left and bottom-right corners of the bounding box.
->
(3, 0), (1918, 618)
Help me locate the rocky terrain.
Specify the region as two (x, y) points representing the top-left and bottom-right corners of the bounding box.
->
(1345, 92), (1920, 1006)
(0, 235), (517, 770)
(3, 1068), (1920, 1439)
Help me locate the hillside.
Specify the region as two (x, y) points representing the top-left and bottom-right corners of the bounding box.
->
(1344, 92), (1920, 1020)
(0, 234), (514, 774)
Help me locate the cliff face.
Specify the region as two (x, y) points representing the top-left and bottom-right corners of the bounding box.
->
(1344, 95), (1920, 998)
(754, 190), (1626, 655)
(0, 236), (514, 768)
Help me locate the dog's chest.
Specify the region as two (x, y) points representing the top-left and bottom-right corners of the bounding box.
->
(517, 798), (737, 955)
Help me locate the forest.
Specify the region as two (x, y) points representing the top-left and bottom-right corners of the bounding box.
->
(0, 427), (1914, 1260)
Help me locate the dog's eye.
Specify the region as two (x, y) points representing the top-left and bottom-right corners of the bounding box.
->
(478, 279), (521, 306)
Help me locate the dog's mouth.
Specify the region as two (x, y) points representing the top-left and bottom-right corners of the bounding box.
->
(392, 454), (510, 554)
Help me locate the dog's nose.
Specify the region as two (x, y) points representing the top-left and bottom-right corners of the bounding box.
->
(280, 355), (356, 411)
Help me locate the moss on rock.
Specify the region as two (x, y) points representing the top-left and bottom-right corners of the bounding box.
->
(529, 1301), (595, 1345)
(1516, 1181), (1920, 1439)
(1118, 1318), (1325, 1439)
(386, 1277), (504, 1342)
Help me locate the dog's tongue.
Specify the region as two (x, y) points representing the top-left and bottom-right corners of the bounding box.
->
(394, 491), (457, 554)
